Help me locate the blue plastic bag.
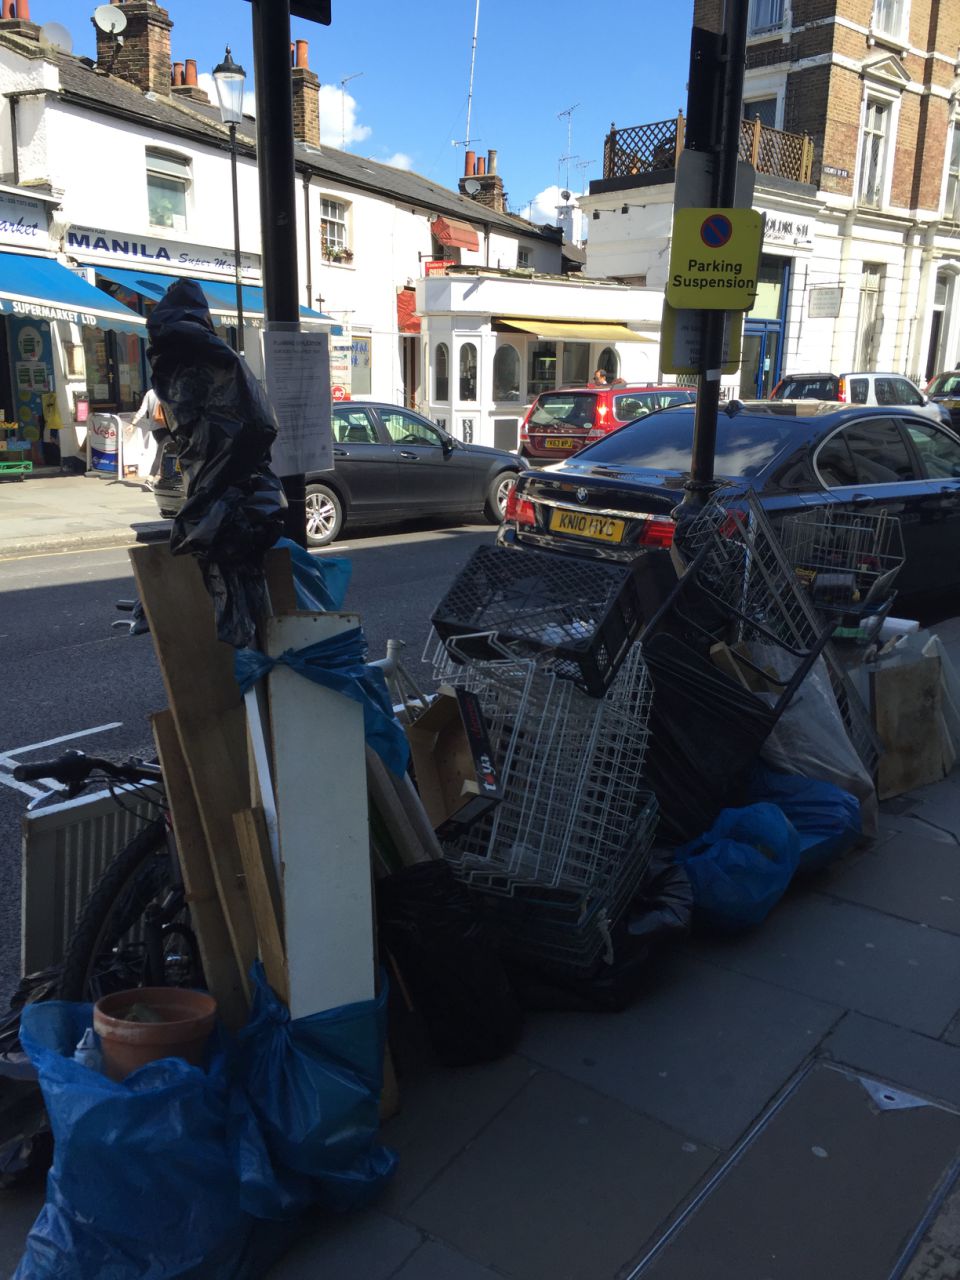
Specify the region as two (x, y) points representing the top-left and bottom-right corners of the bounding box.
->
(272, 536), (351, 612)
(232, 964), (397, 1220)
(747, 765), (861, 871)
(676, 803), (801, 930)
(15, 1002), (256, 1280)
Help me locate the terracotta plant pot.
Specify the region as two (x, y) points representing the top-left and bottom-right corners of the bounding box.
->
(93, 987), (217, 1082)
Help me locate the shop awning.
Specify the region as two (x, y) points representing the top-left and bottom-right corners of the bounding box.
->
(89, 265), (333, 327)
(0, 252), (145, 335)
(495, 318), (656, 343)
(432, 216), (480, 251)
(396, 286), (421, 334)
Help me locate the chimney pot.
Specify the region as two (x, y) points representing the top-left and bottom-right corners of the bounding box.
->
(172, 61), (184, 86)
(17, 0), (30, 15)
(464, 149), (475, 177)
(295, 39), (309, 68)
(184, 58), (197, 86)
(488, 149), (497, 174)
(476, 156), (485, 176)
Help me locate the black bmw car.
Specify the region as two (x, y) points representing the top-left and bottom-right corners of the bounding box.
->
(154, 401), (525, 546)
(498, 401), (960, 601)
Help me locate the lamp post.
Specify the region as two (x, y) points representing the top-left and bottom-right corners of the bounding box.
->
(213, 46), (247, 354)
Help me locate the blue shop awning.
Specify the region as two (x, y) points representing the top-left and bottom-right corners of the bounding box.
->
(90, 265), (332, 327)
(0, 252), (145, 335)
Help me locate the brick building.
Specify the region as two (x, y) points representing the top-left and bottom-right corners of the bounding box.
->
(581, 0), (960, 394)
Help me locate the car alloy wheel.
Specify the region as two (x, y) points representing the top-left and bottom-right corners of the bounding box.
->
(485, 471), (517, 523)
(304, 484), (342, 546)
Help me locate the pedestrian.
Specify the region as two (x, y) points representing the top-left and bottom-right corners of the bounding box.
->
(593, 368), (608, 386)
(132, 386), (170, 487)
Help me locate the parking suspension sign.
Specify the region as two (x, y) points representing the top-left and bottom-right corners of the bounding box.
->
(665, 208), (765, 311)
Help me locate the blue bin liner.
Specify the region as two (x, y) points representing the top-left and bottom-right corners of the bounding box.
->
(747, 765), (861, 871)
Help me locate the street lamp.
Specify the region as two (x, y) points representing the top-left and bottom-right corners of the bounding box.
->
(213, 46), (247, 354)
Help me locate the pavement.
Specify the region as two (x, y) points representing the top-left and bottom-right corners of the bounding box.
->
(0, 472), (169, 559)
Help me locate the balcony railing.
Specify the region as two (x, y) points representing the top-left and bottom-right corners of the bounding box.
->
(603, 112), (814, 186)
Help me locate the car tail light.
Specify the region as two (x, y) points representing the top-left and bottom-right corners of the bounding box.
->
(503, 483), (535, 527)
(637, 517), (675, 548)
(837, 377), (847, 403)
(519, 404), (534, 442)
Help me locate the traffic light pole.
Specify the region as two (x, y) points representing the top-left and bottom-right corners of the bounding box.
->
(682, 0), (749, 507)
(251, 0), (307, 547)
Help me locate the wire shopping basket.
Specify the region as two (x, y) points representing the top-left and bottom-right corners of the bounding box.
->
(779, 506), (905, 617)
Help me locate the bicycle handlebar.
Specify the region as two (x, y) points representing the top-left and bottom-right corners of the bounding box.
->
(13, 749), (162, 787)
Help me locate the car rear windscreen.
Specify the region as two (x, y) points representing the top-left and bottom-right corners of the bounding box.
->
(529, 393), (596, 428)
(771, 376), (838, 400)
(928, 372), (960, 397)
(577, 410), (796, 479)
(613, 390), (694, 419)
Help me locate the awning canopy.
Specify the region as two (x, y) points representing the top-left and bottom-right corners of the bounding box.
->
(396, 286), (421, 334)
(432, 216), (480, 251)
(89, 265), (333, 327)
(0, 252), (145, 335)
(496, 318), (655, 343)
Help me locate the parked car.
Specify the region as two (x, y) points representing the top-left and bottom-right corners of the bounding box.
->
(769, 370), (951, 427)
(153, 401), (525, 547)
(926, 370), (960, 433)
(518, 384), (697, 462)
(498, 401), (960, 600)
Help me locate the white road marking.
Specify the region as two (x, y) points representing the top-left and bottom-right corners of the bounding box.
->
(1, 722), (123, 758)
(0, 721), (123, 798)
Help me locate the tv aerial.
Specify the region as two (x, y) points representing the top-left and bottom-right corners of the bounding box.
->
(463, 177), (481, 195)
(92, 4), (127, 38)
(39, 21), (73, 53)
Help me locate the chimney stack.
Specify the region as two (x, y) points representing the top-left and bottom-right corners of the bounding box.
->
(291, 38), (320, 148)
(93, 0), (174, 96)
(459, 146), (506, 214)
(171, 53), (210, 102)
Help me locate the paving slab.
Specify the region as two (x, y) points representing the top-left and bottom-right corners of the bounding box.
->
(264, 1209), (420, 1279)
(640, 1064), (960, 1280)
(521, 955), (839, 1150)
(819, 1012), (960, 1109)
(909, 786), (960, 839)
(381, 1056), (535, 1212)
(394, 1241), (509, 1279)
(689, 893), (960, 1036)
(406, 1070), (714, 1280)
(902, 1177), (960, 1280)
(817, 834), (960, 933)
(0, 474), (168, 558)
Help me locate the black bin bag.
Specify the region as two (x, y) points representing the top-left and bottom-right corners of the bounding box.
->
(147, 279), (286, 648)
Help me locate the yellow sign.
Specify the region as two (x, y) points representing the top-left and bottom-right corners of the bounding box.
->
(666, 208), (765, 311)
(41, 392), (63, 430)
(660, 302), (743, 375)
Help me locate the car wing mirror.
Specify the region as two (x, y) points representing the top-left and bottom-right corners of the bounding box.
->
(441, 434), (455, 456)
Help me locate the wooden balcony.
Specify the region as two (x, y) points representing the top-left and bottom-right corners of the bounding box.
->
(602, 112), (814, 186)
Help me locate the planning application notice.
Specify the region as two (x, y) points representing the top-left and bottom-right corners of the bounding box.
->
(264, 330), (333, 475)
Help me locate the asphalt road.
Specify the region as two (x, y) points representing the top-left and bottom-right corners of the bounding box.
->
(0, 519), (495, 1006)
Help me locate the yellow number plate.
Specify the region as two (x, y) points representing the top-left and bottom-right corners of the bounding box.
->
(544, 437), (574, 449)
(549, 507), (625, 543)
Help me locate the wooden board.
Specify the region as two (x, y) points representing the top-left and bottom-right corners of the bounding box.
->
(872, 655), (944, 800)
(130, 543), (258, 997)
(152, 711), (249, 1029)
(267, 612), (376, 1017)
(233, 807), (290, 1006)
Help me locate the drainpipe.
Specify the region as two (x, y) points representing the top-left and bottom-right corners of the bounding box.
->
(302, 172), (313, 310)
(910, 222), (939, 381)
(9, 95), (19, 185)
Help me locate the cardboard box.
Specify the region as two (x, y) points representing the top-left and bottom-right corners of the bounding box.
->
(407, 686), (502, 838)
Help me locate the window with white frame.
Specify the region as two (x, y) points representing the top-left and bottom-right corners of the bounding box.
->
(517, 246), (531, 268)
(945, 122), (960, 223)
(321, 198), (351, 262)
(858, 99), (890, 207)
(749, 0), (784, 34)
(872, 0), (908, 40)
(146, 150), (191, 232)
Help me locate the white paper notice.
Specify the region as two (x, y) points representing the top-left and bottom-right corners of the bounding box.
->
(263, 329), (332, 475)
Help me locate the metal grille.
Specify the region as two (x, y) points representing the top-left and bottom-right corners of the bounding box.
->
(779, 508), (905, 612)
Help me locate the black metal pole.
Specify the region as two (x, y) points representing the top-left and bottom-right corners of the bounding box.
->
(251, 0), (307, 547)
(683, 0), (750, 507)
(229, 123), (245, 355)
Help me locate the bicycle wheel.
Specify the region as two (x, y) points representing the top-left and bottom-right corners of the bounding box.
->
(57, 819), (176, 1002)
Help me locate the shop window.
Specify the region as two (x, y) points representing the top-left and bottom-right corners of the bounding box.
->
(596, 346), (619, 381)
(945, 122), (960, 223)
(435, 343), (449, 401)
(493, 344), (520, 401)
(146, 149), (190, 232)
(351, 333), (371, 396)
(749, 0), (784, 34)
(858, 99), (891, 207)
(459, 342), (478, 402)
(528, 341), (557, 397)
(81, 326), (145, 413)
(749, 257), (788, 320)
(321, 198), (352, 263)
(562, 343), (590, 386)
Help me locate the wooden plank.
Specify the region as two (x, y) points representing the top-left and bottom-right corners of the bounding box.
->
(263, 545), (297, 615)
(873, 655), (944, 800)
(267, 612), (376, 1017)
(367, 746), (430, 867)
(152, 711), (249, 1029)
(130, 543), (257, 998)
(233, 807), (290, 1006)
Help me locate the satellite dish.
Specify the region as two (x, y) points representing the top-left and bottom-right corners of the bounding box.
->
(463, 178), (481, 195)
(560, 189), (572, 202)
(39, 21), (74, 53)
(92, 4), (127, 35)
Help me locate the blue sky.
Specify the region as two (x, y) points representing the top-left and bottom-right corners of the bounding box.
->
(35, 0), (692, 220)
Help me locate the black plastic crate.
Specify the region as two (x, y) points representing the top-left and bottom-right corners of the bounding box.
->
(431, 545), (645, 696)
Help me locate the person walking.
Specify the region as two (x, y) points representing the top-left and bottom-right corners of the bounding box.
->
(132, 387), (170, 487)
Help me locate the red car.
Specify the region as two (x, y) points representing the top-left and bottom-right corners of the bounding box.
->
(518, 384), (697, 461)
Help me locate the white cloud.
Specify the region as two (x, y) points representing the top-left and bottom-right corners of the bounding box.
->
(519, 185), (568, 223)
(318, 83), (370, 148)
(382, 152), (413, 170)
(196, 72), (256, 118)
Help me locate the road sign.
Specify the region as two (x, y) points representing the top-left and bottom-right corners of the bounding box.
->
(666, 207), (765, 310)
(675, 152), (756, 211)
(660, 301), (743, 375)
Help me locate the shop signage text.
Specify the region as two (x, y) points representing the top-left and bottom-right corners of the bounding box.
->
(0, 192), (45, 247)
(66, 226), (260, 280)
(808, 286), (842, 319)
(0, 298), (99, 326)
(754, 208), (814, 248)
